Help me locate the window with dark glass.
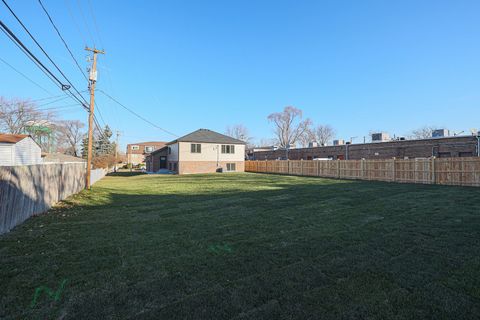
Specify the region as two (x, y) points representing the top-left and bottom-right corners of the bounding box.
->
(191, 144), (201, 153)
(221, 145), (235, 154)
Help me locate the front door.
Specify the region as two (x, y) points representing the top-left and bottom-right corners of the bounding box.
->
(160, 157), (167, 169)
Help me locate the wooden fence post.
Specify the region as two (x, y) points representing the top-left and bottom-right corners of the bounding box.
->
(392, 159), (396, 182)
(337, 161), (340, 178)
(431, 157), (435, 185)
(361, 159), (365, 179)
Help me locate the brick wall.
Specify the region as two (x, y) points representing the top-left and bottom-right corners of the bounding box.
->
(179, 161), (245, 174)
(250, 136), (478, 160)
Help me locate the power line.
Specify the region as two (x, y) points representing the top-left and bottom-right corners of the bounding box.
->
(0, 56), (53, 95)
(0, 21), (90, 119)
(63, 0), (87, 45)
(94, 101), (106, 126)
(97, 89), (179, 137)
(75, 0), (95, 46)
(0, 20), (90, 113)
(37, 104), (83, 111)
(38, 95), (71, 106)
(86, 0), (104, 48)
(0, 20), (69, 91)
(1, 0), (89, 107)
(37, 0), (89, 83)
(30, 90), (88, 103)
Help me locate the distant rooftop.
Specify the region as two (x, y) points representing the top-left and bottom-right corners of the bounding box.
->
(42, 153), (86, 163)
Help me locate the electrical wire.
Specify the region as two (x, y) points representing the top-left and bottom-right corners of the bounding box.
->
(38, 95), (72, 106)
(30, 90), (88, 103)
(37, 0), (89, 83)
(0, 56), (53, 95)
(63, 0), (87, 45)
(75, 0), (95, 46)
(37, 104), (83, 111)
(97, 89), (179, 137)
(86, 0), (103, 48)
(1, 0), (89, 106)
(0, 21), (69, 91)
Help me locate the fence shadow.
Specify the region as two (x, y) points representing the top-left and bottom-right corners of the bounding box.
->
(0, 164), (103, 235)
(107, 171), (146, 177)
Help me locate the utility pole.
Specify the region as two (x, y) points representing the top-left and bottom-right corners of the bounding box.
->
(85, 46), (105, 189)
(115, 130), (120, 172)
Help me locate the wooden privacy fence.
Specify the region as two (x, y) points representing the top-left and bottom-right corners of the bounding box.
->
(245, 157), (480, 187)
(0, 164), (106, 234)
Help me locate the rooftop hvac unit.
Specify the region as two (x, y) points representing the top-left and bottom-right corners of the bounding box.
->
(371, 132), (390, 142)
(333, 139), (345, 146)
(432, 129), (449, 138)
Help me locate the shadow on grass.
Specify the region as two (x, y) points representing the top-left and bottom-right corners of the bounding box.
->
(1, 174), (480, 319)
(107, 171), (146, 177)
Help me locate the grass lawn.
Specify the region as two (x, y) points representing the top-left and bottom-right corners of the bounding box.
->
(1, 172), (480, 319)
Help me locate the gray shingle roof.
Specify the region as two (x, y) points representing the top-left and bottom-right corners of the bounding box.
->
(167, 129), (246, 145)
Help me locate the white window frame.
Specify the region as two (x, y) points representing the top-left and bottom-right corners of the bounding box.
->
(131, 145), (139, 151)
(226, 163), (236, 172)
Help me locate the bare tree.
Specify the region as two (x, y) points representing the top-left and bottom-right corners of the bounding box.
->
(56, 120), (86, 156)
(268, 106), (312, 158)
(410, 126), (439, 140)
(298, 128), (316, 148)
(256, 138), (277, 148)
(313, 124), (335, 146)
(225, 124), (252, 146)
(0, 97), (41, 134)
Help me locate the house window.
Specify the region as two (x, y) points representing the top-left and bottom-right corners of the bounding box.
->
(173, 163), (177, 171)
(131, 145), (139, 151)
(145, 146), (153, 153)
(191, 143), (201, 153)
(168, 147), (171, 154)
(221, 145), (235, 154)
(226, 163), (236, 172)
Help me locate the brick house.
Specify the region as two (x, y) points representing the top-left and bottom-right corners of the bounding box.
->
(146, 129), (246, 174)
(126, 141), (166, 165)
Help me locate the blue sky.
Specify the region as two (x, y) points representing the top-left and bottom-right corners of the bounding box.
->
(1, 0), (479, 149)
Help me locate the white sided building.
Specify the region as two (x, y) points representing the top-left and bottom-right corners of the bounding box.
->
(164, 129), (246, 174)
(0, 134), (42, 166)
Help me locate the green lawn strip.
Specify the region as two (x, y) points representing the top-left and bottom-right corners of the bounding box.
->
(1, 173), (480, 319)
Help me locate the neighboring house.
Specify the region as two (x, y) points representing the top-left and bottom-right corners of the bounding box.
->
(0, 134), (42, 166)
(145, 146), (168, 172)
(42, 153), (86, 164)
(126, 141), (166, 165)
(147, 129), (246, 174)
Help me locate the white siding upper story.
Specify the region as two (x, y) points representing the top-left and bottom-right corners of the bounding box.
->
(178, 142), (245, 162)
(0, 137), (42, 166)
